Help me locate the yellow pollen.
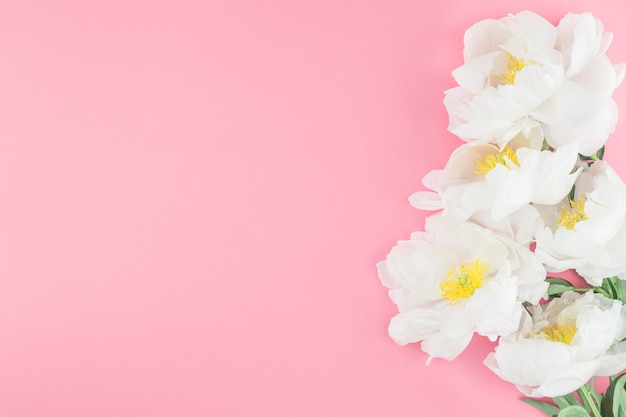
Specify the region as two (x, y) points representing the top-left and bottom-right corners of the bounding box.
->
(557, 196), (589, 230)
(498, 53), (532, 85)
(475, 146), (520, 175)
(439, 259), (489, 304)
(541, 323), (577, 345)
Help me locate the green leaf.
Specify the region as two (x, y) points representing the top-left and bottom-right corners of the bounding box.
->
(521, 397), (560, 416)
(601, 277), (620, 300)
(563, 393), (584, 407)
(610, 278), (626, 304)
(556, 405), (590, 417)
(595, 276), (626, 303)
(604, 372), (626, 417)
(597, 145), (605, 160)
(554, 395), (578, 409)
(547, 277), (576, 297)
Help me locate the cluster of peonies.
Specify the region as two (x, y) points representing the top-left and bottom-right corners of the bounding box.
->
(378, 10), (626, 404)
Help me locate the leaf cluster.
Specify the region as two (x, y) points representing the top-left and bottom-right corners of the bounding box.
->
(523, 371), (626, 416)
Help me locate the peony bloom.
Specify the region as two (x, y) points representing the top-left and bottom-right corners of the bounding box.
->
(377, 214), (547, 362)
(409, 134), (580, 242)
(485, 291), (626, 397)
(535, 160), (626, 286)
(444, 11), (624, 155)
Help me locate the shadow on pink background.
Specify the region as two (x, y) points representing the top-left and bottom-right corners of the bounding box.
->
(0, 0), (625, 416)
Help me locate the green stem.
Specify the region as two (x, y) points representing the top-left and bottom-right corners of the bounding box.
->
(578, 383), (602, 417)
(590, 155), (600, 161)
(574, 286), (612, 299)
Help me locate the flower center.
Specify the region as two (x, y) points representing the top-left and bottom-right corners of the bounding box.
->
(475, 146), (520, 175)
(498, 53), (532, 85)
(541, 323), (577, 345)
(557, 196), (589, 230)
(439, 259), (489, 304)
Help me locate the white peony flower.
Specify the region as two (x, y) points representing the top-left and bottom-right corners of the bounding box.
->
(444, 11), (624, 155)
(377, 214), (547, 362)
(485, 291), (626, 397)
(409, 135), (580, 242)
(535, 160), (626, 286)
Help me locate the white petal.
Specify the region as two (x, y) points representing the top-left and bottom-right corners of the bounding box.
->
(421, 313), (474, 362)
(409, 191), (442, 211)
(388, 309), (444, 346)
(503, 11), (558, 48)
(558, 13), (604, 78)
(463, 18), (511, 62)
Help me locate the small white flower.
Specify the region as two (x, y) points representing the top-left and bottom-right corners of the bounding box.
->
(485, 291), (626, 397)
(444, 11), (624, 155)
(535, 160), (626, 286)
(377, 214), (547, 362)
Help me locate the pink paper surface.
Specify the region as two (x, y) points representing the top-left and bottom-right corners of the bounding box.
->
(0, 1), (625, 416)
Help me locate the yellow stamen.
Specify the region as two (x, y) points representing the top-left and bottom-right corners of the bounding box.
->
(541, 323), (577, 345)
(439, 259), (489, 304)
(557, 196), (588, 230)
(475, 146), (520, 175)
(498, 53), (532, 85)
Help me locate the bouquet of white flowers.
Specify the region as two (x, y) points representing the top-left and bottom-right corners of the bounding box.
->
(378, 11), (626, 417)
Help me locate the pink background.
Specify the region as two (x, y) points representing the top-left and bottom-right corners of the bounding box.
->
(0, 1), (625, 416)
